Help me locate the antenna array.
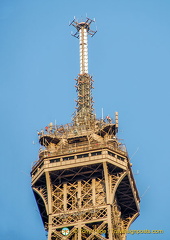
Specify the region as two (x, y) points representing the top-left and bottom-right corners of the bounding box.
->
(70, 18), (97, 126)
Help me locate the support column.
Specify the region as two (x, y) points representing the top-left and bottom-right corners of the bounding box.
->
(64, 183), (67, 211)
(45, 171), (52, 240)
(103, 162), (111, 204)
(92, 178), (96, 206)
(107, 205), (113, 240)
(103, 162), (113, 239)
(78, 181), (81, 208)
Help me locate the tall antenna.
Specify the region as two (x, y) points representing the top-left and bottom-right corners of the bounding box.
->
(70, 17), (97, 126)
(70, 17), (97, 74)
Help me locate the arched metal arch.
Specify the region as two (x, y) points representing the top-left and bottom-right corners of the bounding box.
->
(111, 171), (128, 204)
(121, 212), (140, 240)
(32, 187), (48, 216)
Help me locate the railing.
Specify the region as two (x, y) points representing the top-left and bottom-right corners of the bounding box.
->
(37, 120), (116, 140)
(31, 142), (127, 172)
(40, 142), (126, 159)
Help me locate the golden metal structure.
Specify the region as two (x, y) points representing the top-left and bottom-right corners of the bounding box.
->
(31, 18), (140, 240)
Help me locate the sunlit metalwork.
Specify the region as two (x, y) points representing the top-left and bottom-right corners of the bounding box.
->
(31, 17), (140, 240)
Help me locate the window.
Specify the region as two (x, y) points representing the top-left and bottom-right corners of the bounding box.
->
(117, 155), (124, 161)
(63, 156), (74, 161)
(108, 151), (115, 157)
(50, 158), (60, 163)
(91, 151), (102, 156)
(77, 153), (89, 158)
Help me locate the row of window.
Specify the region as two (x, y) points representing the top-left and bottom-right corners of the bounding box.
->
(49, 151), (125, 164)
(108, 151), (125, 161)
(33, 150), (125, 175)
(49, 151), (102, 163)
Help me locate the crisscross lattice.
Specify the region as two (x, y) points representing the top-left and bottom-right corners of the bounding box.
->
(95, 178), (106, 206)
(52, 184), (64, 213)
(67, 181), (78, 210)
(81, 179), (93, 208)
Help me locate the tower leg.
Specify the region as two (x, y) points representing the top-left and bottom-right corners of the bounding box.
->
(107, 205), (113, 239)
(47, 215), (52, 240)
(45, 172), (52, 240)
(103, 162), (113, 239)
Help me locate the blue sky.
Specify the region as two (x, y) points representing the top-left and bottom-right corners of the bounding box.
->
(0, 0), (170, 239)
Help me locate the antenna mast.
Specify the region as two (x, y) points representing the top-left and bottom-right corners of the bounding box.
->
(70, 17), (97, 126)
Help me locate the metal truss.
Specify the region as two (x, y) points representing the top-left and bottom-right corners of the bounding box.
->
(32, 159), (139, 240)
(74, 73), (95, 126)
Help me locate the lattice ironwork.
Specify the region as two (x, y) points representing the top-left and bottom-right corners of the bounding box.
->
(52, 207), (107, 227)
(74, 74), (95, 126)
(32, 161), (139, 239)
(51, 224), (107, 240)
(110, 173), (123, 190)
(34, 185), (48, 205)
(81, 179), (93, 208)
(111, 199), (127, 240)
(95, 208), (107, 219)
(95, 178), (106, 206)
(67, 181), (78, 210)
(83, 222), (107, 240)
(52, 215), (65, 226)
(52, 184), (64, 213)
(51, 228), (79, 240)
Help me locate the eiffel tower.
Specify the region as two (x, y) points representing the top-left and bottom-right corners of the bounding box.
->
(31, 17), (140, 240)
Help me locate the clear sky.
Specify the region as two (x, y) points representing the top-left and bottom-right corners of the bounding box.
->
(0, 0), (170, 239)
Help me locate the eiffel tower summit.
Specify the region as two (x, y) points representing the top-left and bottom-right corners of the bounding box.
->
(31, 17), (140, 240)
